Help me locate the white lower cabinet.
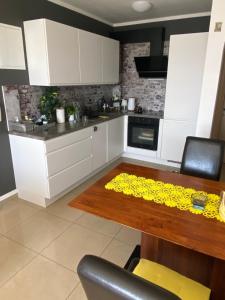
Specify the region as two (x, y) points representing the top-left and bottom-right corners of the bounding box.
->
(9, 118), (124, 207)
(49, 156), (92, 198)
(92, 123), (108, 171)
(108, 117), (124, 161)
(47, 137), (92, 176)
(10, 127), (93, 207)
(161, 120), (196, 163)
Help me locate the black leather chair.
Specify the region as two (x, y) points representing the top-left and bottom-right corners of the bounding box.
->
(180, 136), (224, 181)
(77, 255), (180, 300)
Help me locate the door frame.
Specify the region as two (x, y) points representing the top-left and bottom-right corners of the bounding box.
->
(211, 44), (225, 139)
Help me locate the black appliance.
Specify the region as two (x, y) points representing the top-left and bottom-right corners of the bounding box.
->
(83, 105), (99, 119)
(134, 56), (168, 78)
(128, 117), (159, 151)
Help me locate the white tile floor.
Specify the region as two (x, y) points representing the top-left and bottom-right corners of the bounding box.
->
(1, 158), (223, 299)
(0, 158), (146, 300)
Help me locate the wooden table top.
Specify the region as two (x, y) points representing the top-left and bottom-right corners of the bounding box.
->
(69, 163), (225, 261)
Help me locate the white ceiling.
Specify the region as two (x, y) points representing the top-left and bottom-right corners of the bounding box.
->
(49, 0), (212, 26)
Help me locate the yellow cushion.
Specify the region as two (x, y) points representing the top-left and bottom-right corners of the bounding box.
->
(133, 259), (210, 300)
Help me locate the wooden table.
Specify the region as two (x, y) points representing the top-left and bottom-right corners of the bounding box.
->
(69, 163), (225, 300)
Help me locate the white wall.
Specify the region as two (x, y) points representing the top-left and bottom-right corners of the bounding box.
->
(196, 0), (225, 137)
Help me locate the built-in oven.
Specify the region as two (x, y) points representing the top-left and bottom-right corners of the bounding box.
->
(128, 116), (159, 151)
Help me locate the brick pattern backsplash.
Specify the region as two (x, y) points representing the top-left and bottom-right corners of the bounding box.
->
(3, 84), (119, 122)
(118, 42), (168, 113)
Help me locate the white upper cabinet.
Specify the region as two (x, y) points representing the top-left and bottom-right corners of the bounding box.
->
(164, 32), (208, 122)
(78, 29), (102, 84)
(24, 19), (80, 86)
(24, 18), (120, 86)
(0, 23), (25, 70)
(102, 37), (120, 84)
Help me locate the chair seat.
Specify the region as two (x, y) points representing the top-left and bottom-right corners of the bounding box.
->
(133, 259), (211, 300)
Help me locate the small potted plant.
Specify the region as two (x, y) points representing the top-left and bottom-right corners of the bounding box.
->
(66, 105), (76, 123)
(39, 87), (61, 122)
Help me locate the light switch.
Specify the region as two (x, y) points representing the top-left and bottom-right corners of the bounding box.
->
(215, 22), (223, 32)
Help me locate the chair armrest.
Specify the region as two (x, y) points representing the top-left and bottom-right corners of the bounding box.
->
(77, 255), (181, 300)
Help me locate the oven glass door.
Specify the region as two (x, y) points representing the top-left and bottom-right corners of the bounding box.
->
(128, 122), (159, 150)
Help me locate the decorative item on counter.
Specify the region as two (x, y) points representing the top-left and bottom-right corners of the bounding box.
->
(39, 87), (61, 122)
(66, 104), (76, 123)
(134, 105), (143, 114)
(121, 99), (128, 113)
(56, 107), (65, 124)
(74, 101), (81, 122)
(112, 95), (121, 112)
(192, 193), (208, 210)
(128, 97), (135, 111)
(82, 115), (88, 125)
(42, 117), (48, 131)
(219, 191), (225, 221)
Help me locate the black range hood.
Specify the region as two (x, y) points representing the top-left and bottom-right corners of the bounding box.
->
(134, 55), (168, 78)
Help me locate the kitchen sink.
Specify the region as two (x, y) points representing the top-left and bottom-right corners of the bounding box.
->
(98, 115), (110, 119)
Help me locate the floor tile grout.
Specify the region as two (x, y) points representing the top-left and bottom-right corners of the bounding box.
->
(0, 252), (38, 289)
(1, 233), (40, 255)
(0, 205), (42, 236)
(39, 251), (78, 274)
(39, 222), (75, 254)
(3, 209), (71, 234)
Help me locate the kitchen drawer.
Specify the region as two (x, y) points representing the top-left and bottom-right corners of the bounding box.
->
(49, 156), (92, 198)
(45, 127), (92, 153)
(47, 137), (92, 176)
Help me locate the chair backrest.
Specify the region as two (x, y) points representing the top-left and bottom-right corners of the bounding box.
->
(77, 255), (180, 300)
(180, 136), (225, 181)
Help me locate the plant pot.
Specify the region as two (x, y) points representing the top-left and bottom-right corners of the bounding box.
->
(56, 108), (65, 124)
(69, 114), (75, 122)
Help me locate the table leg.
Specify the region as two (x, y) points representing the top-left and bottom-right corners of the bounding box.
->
(140, 232), (225, 300)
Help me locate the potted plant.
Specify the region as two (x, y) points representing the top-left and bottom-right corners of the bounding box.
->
(39, 87), (61, 122)
(66, 105), (76, 122)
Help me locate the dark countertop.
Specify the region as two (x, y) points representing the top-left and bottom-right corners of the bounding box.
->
(9, 111), (163, 141)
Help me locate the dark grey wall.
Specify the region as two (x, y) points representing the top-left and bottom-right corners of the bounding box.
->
(0, 0), (112, 86)
(0, 92), (16, 196)
(0, 0), (112, 196)
(112, 16), (210, 40)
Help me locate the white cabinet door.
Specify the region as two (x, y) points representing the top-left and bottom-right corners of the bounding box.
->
(47, 137), (92, 177)
(79, 29), (102, 84)
(49, 156), (92, 198)
(161, 120), (196, 163)
(0, 23), (25, 69)
(46, 19), (80, 85)
(102, 37), (119, 84)
(92, 123), (108, 171)
(24, 19), (80, 85)
(164, 33), (208, 121)
(108, 117), (124, 161)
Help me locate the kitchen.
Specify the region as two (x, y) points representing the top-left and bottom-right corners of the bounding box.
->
(1, 0), (217, 206)
(2, 21), (208, 207)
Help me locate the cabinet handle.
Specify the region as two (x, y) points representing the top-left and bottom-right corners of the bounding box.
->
(94, 126), (98, 132)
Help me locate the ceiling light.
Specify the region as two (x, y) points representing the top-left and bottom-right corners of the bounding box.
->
(132, 0), (152, 13)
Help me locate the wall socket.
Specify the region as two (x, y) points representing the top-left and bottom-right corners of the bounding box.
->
(215, 22), (223, 32)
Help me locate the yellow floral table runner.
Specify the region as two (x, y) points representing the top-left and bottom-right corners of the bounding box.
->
(105, 173), (224, 222)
